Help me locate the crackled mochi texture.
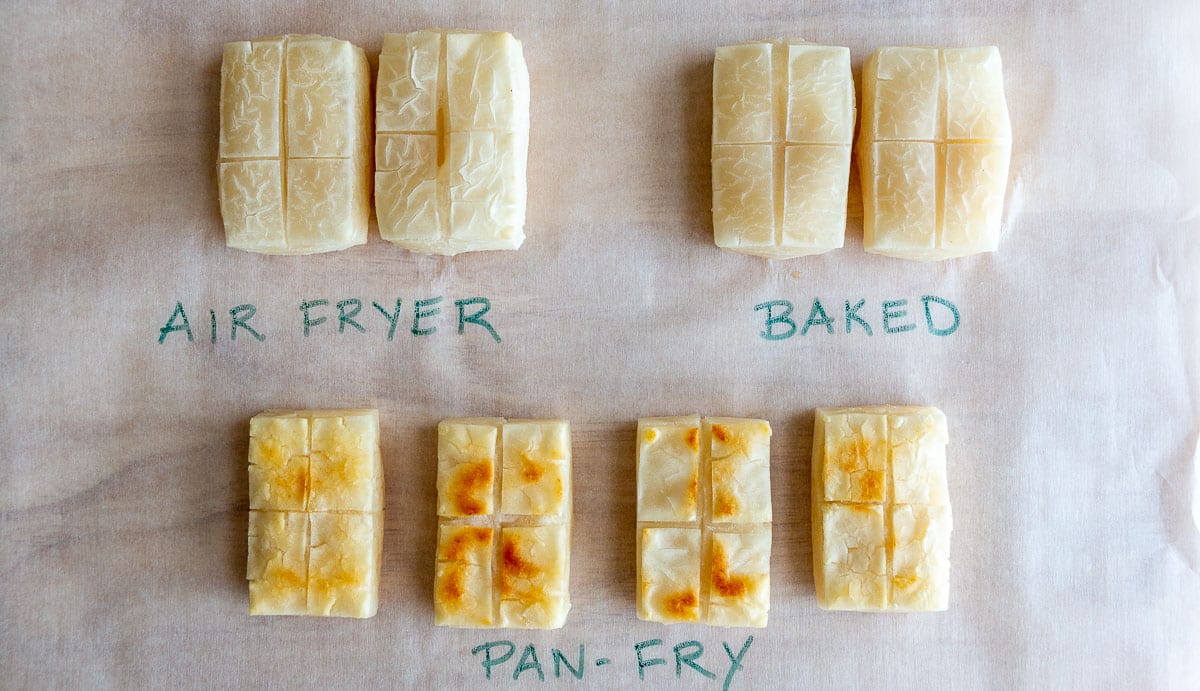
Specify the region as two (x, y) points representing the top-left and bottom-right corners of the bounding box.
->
(434, 418), (572, 629)
(247, 511), (309, 615)
(218, 35), (370, 254)
(859, 47), (1012, 260)
(811, 406), (952, 611)
(376, 31), (529, 255)
(637, 416), (772, 626)
(246, 410), (383, 617)
(712, 41), (854, 258)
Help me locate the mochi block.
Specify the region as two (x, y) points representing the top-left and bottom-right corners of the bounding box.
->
(859, 47), (1012, 259)
(434, 418), (572, 628)
(712, 41), (854, 258)
(247, 511), (309, 615)
(811, 405), (952, 611)
(637, 416), (772, 626)
(218, 35), (371, 254)
(376, 31), (529, 255)
(246, 409), (383, 617)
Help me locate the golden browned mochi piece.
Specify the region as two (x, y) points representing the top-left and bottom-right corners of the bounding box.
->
(246, 409), (383, 617)
(637, 417), (772, 627)
(247, 511), (308, 615)
(376, 31), (529, 255)
(434, 418), (571, 628)
(859, 47), (1012, 259)
(218, 35), (371, 254)
(712, 41), (854, 258)
(811, 406), (952, 611)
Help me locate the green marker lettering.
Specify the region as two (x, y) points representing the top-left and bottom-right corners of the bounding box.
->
(372, 300), (402, 342)
(299, 299), (328, 337)
(635, 639), (667, 680)
(882, 299), (917, 334)
(722, 636), (754, 691)
(552, 646), (584, 680)
(455, 297), (501, 343)
(471, 641), (515, 680)
(513, 644), (544, 682)
(753, 300), (796, 340)
(845, 299), (872, 336)
(922, 295), (960, 336)
(411, 296), (443, 336)
(673, 641), (715, 680)
(336, 299), (365, 334)
(230, 304), (264, 342)
(158, 302), (193, 344)
(801, 298), (834, 336)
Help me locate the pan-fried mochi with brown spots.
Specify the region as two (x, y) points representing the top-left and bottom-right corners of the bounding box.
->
(433, 418), (572, 628)
(811, 406), (952, 611)
(637, 417), (772, 627)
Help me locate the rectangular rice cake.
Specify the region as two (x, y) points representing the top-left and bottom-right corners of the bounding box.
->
(376, 31), (529, 255)
(434, 418), (571, 628)
(811, 405), (952, 611)
(712, 41), (854, 259)
(246, 409), (383, 617)
(859, 47), (1012, 260)
(637, 416), (772, 627)
(218, 35), (371, 254)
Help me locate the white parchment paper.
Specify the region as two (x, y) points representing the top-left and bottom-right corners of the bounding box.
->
(1, 1), (1197, 688)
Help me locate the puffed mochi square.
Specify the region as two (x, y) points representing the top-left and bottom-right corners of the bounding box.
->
(711, 40), (854, 258)
(637, 416), (772, 627)
(859, 47), (1011, 260)
(218, 35), (371, 254)
(811, 406), (952, 612)
(246, 409), (383, 617)
(434, 418), (572, 629)
(375, 31), (529, 255)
